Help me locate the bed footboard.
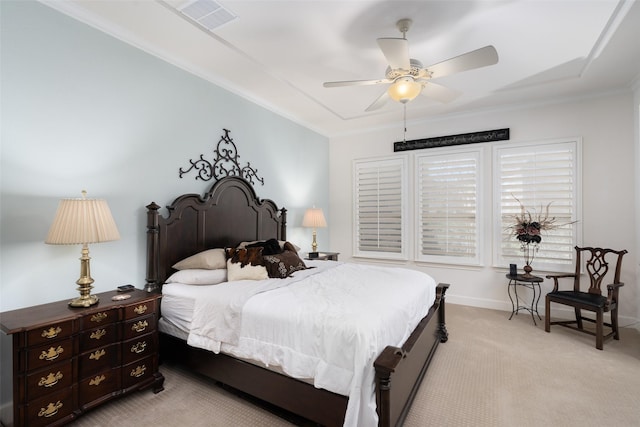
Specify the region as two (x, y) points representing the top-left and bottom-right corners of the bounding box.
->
(374, 283), (449, 427)
(160, 333), (348, 426)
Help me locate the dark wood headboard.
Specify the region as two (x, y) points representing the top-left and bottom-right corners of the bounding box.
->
(145, 176), (287, 291)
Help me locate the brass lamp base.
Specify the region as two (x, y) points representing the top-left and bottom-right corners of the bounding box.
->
(69, 244), (99, 308)
(69, 294), (99, 308)
(311, 229), (318, 252)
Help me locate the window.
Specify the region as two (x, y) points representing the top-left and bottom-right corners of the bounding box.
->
(416, 150), (482, 265)
(351, 137), (581, 269)
(353, 157), (408, 260)
(494, 138), (581, 272)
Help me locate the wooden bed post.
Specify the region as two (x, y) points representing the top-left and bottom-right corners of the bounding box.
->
(437, 283), (450, 343)
(374, 282), (449, 427)
(145, 202), (160, 292)
(279, 207), (287, 240)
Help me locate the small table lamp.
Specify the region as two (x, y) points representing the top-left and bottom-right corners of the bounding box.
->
(302, 207), (327, 256)
(45, 191), (121, 307)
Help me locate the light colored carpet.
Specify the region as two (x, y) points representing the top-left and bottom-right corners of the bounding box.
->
(75, 304), (640, 426)
(405, 304), (640, 427)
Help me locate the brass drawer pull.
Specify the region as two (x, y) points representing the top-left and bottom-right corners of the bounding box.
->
(38, 401), (63, 418)
(131, 320), (148, 333)
(90, 312), (108, 323)
(89, 375), (106, 386)
(89, 349), (106, 360)
(39, 346), (64, 361)
(130, 365), (147, 378)
(38, 371), (63, 388)
(134, 304), (148, 315)
(130, 341), (147, 354)
(41, 327), (62, 339)
(90, 329), (107, 340)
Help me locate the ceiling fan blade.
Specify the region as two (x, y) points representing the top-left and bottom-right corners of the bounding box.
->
(323, 78), (391, 88)
(377, 38), (410, 70)
(426, 45), (499, 79)
(365, 90), (389, 112)
(420, 82), (461, 103)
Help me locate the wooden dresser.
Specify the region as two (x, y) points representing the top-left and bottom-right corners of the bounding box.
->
(0, 289), (164, 427)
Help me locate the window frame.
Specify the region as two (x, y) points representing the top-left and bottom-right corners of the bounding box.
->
(492, 137), (582, 272)
(415, 148), (483, 266)
(352, 156), (409, 261)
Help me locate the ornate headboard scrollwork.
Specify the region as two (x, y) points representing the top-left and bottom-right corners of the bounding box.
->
(145, 176), (286, 292)
(179, 128), (264, 186)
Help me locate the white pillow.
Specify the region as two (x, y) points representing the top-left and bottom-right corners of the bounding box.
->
(165, 269), (227, 285)
(172, 248), (226, 270)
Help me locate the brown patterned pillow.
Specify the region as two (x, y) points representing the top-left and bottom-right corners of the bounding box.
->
(225, 247), (268, 281)
(282, 241), (299, 253)
(262, 249), (309, 279)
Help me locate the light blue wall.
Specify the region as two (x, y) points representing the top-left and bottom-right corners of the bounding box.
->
(0, 1), (329, 311)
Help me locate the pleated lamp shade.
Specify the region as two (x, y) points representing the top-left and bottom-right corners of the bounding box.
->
(46, 197), (120, 245)
(302, 208), (327, 229)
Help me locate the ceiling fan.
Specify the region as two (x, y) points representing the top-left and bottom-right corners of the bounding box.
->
(323, 19), (499, 112)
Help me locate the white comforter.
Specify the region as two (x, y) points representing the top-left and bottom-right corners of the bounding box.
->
(162, 261), (437, 427)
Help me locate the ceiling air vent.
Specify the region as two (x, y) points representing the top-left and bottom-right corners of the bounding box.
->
(173, 0), (237, 31)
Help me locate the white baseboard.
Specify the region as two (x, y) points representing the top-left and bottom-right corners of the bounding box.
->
(445, 294), (638, 328)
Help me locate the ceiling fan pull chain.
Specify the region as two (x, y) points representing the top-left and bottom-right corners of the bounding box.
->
(403, 103), (407, 143)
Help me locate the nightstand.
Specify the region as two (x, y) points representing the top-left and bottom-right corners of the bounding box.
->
(506, 273), (543, 325)
(305, 252), (339, 261)
(0, 289), (164, 427)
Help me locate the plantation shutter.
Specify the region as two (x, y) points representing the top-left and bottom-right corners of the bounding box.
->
(416, 151), (481, 265)
(353, 157), (407, 259)
(495, 139), (580, 271)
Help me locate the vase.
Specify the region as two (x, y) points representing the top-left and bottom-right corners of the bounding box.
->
(521, 242), (537, 278)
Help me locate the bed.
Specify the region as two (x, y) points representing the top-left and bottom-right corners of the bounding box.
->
(145, 176), (449, 427)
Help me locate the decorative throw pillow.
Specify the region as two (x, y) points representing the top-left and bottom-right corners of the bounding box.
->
(262, 249), (309, 279)
(165, 269), (227, 285)
(225, 247), (269, 281)
(237, 240), (301, 253)
(282, 241), (299, 253)
(246, 238), (282, 255)
(172, 248), (227, 270)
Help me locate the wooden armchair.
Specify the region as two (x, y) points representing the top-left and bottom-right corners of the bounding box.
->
(545, 246), (627, 350)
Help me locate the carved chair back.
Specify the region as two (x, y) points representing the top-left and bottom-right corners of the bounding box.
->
(573, 246), (626, 296)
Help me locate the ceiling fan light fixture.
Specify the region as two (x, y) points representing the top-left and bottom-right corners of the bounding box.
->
(388, 77), (422, 104)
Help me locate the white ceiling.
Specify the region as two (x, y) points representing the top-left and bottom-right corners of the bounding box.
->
(43, 0), (640, 137)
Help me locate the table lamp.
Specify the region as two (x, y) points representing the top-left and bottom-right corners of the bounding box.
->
(302, 207), (327, 257)
(45, 191), (121, 307)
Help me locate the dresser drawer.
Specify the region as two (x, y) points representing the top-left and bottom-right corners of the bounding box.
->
(122, 333), (156, 366)
(123, 314), (155, 340)
(25, 386), (74, 427)
(122, 355), (155, 390)
(79, 367), (119, 408)
(79, 343), (118, 379)
(124, 299), (156, 320)
(25, 361), (74, 402)
(81, 309), (117, 329)
(79, 323), (117, 351)
(26, 338), (74, 372)
(26, 319), (74, 347)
